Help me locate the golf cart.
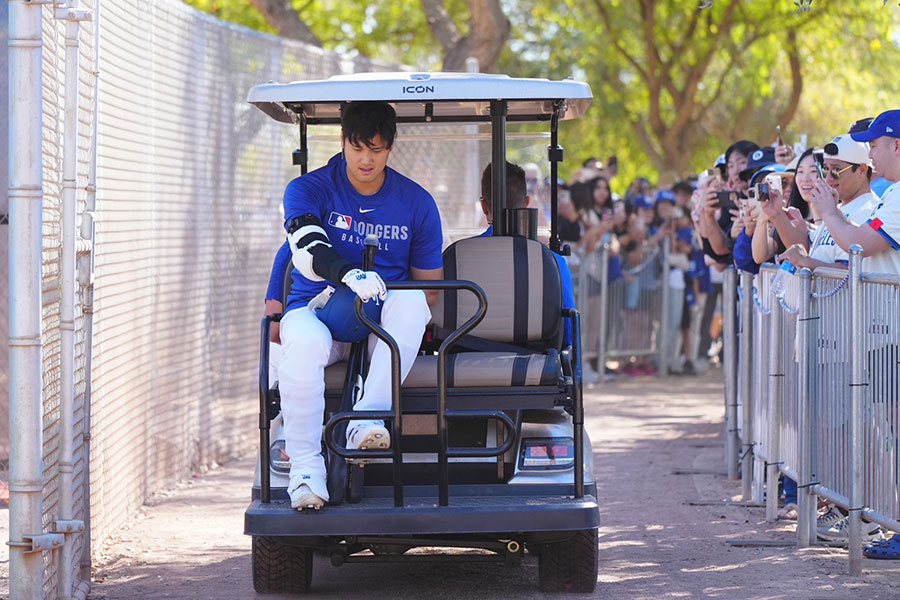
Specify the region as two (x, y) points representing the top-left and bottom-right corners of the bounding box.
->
(245, 72), (599, 594)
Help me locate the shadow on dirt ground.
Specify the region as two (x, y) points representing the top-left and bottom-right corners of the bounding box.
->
(84, 370), (900, 600)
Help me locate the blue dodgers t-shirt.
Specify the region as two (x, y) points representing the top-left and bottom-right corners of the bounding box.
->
(283, 153), (443, 311)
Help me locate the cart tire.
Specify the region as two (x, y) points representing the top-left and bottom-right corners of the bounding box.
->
(252, 536), (313, 594)
(538, 528), (598, 593)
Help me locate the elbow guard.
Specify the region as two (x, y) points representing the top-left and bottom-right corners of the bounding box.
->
(287, 214), (354, 283)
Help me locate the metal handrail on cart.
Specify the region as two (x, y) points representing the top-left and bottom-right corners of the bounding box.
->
(324, 280), (515, 508)
(258, 279), (587, 509)
(257, 313), (281, 504)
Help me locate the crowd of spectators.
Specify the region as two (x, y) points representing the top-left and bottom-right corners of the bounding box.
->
(693, 110), (900, 555)
(542, 109), (900, 557)
(529, 156), (726, 381)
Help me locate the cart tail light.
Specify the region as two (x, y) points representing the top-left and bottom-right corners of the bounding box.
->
(519, 437), (575, 470)
(270, 439), (290, 473)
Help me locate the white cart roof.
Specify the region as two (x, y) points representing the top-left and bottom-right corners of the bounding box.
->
(248, 72), (592, 125)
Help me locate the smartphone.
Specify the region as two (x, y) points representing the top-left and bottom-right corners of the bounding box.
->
(740, 189), (755, 220)
(764, 173), (783, 195)
(757, 183), (770, 204)
(716, 191), (739, 213)
(813, 148), (826, 179)
(698, 168), (721, 188)
(745, 188), (759, 213)
(776, 125), (784, 147)
(697, 169), (712, 186)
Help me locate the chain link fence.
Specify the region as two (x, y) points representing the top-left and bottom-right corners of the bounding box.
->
(33, 1), (97, 594)
(2, 0), (525, 594)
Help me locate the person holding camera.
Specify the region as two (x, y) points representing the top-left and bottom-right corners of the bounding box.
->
(748, 148), (820, 266)
(779, 135), (878, 271)
(809, 110), (900, 276)
(697, 141), (760, 265)
(729, 163), (786, 273)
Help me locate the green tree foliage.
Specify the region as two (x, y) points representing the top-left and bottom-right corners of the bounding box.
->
(183, 0), (470, 68)
(183, 0), (277, 34)
(185, 0), (900, 191)
(506, 0), (900, 189)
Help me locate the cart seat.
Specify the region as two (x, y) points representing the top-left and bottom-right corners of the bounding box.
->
(324, 349), (560, 391)
(435, 236), (563, 352)
(324, 235), (565, 394)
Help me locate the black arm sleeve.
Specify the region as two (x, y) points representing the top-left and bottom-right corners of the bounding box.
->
(309, 245), (355, 283)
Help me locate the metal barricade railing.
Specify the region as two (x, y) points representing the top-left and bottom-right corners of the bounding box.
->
(577, 237), (669, 376)
(739, 270), (754, 501)
(750, 265), (774, 505)
(723, 267), (738, 479)
(807, 266), (853, 548)
(858, 273), (900, 528)
(728, 248), (900, 575)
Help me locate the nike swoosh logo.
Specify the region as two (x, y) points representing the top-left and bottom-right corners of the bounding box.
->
(359, 208), (376, 213)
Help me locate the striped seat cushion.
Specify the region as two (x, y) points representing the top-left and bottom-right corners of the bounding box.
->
(324, 351), (560, 392)
(433, 236), (563, 350)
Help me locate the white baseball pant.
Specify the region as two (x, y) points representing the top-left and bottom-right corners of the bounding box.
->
(277, 289), (431, 501)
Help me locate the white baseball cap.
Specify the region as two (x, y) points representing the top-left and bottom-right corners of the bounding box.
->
(824, 135), (871, 166)
(785, 154), (801, 172)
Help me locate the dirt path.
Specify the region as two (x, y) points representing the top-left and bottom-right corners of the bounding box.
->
(82, 370), (900, 599)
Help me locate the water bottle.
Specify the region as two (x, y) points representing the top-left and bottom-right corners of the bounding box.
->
(770, 260), (797, 299)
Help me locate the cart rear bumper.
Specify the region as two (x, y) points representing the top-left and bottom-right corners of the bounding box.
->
(245, 492), (599, 537)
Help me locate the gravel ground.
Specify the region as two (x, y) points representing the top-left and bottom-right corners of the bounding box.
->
(4, 369), (900, 599)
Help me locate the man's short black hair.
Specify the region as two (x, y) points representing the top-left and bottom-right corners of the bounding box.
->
(671, 181), (694, 196)
(582, 156), (601, 167)
(481, 161), (527, 210)
(725, 140), (759, 163)
(341, 101), (397, 148)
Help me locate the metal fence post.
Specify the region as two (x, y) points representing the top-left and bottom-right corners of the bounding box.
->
(8, 2), (47, 598)
(766, 290), (784, 522)
(597, 242), (609, 380)
(740, 271), (754, 501)
(723, 267), (739, 479)
(658, 237), (670, 377)
(848, 246), (864, 575)
(796, 268), (814, 547)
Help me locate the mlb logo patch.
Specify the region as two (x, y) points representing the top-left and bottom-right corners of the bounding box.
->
(329, 212), (352, 230)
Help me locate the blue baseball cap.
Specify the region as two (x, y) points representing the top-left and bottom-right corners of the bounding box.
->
(655, 190), (676, 204)
(676, 227), (695, 246)
(316, 285), (383, 343)
(851, 109), (900, 142)
(739, 147), (777, 181)
(633, 195), (653, 210)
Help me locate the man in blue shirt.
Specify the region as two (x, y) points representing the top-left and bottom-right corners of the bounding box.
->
(477, 161), (575, 347)
(278, 102), (443, 511)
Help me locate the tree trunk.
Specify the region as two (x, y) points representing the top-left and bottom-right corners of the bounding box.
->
(248, 0), (322, 47)
(422, 0), (510, 72)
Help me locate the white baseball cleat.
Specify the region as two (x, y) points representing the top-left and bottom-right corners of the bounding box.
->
(289, 482), (325, 511)
(347, 420), (391, 450)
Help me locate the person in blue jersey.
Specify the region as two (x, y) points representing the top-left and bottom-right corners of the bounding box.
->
(264, 241), (291, 342)
(476, 161), (575, 348)
(278, 102), (443, 511)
